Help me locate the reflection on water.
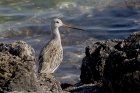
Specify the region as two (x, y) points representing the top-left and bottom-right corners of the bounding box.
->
(0, 0), (140, 84)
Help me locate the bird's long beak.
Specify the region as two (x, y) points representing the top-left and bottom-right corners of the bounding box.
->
(63, 24), (84, 31)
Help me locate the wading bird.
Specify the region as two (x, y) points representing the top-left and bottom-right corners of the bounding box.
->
(37, 18), (84, 75)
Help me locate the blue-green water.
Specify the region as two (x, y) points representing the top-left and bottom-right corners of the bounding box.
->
(0, 0), (140, 84)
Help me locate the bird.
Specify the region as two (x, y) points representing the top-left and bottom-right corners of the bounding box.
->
(37, 18), (84, 75)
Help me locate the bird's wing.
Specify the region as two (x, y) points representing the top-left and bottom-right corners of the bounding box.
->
(38, 40), (53, 60)
(37, 40), (63, 73)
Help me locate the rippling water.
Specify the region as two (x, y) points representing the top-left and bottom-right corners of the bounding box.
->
(0, 0), (140, 84)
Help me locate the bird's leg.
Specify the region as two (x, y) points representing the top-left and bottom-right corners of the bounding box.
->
(46, 73), (54, 79)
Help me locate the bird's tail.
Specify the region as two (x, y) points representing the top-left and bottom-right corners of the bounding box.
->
(36, 60), (42, 74)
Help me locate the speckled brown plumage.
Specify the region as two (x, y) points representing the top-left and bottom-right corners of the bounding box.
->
(37, 39), (63, 73)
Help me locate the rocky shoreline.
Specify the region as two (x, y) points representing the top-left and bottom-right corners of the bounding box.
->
(0, 41), (62, 93)
(0, 31), (140, 93)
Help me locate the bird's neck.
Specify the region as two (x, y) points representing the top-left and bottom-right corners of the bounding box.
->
(51, 27), (61, 41)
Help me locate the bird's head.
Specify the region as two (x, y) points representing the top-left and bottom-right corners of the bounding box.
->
(51, 18), (84, 31)
(52, 18), (63, 28)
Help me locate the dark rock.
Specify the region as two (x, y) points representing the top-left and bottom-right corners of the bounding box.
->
(61, 83), (73, 90)
(80, 31), (140, 93)
(0, 41), (63, 93)
(63, 83), (104, 93)
(0, 52), (21, 92)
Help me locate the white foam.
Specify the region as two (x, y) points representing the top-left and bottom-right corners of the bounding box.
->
(58, 2), (76, 9)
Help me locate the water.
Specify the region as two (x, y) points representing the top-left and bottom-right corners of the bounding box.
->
(0, 0), (140, 84)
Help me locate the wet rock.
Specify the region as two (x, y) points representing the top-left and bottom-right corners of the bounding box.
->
(0, 41), (63, 93)
(61, 83), (73, 90)
(80, 31), (140, 93)
(62, 82), (104, 93)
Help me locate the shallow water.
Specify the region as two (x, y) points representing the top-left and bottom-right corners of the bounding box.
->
(0, 0), (140, 84)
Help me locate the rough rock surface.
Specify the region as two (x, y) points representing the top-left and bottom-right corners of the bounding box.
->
(61, 82), (104, 93)
(80, 31), (140, 93)
(0, 41), (63, 93)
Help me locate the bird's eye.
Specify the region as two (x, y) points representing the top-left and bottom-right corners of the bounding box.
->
(56, 21), (59, 23)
